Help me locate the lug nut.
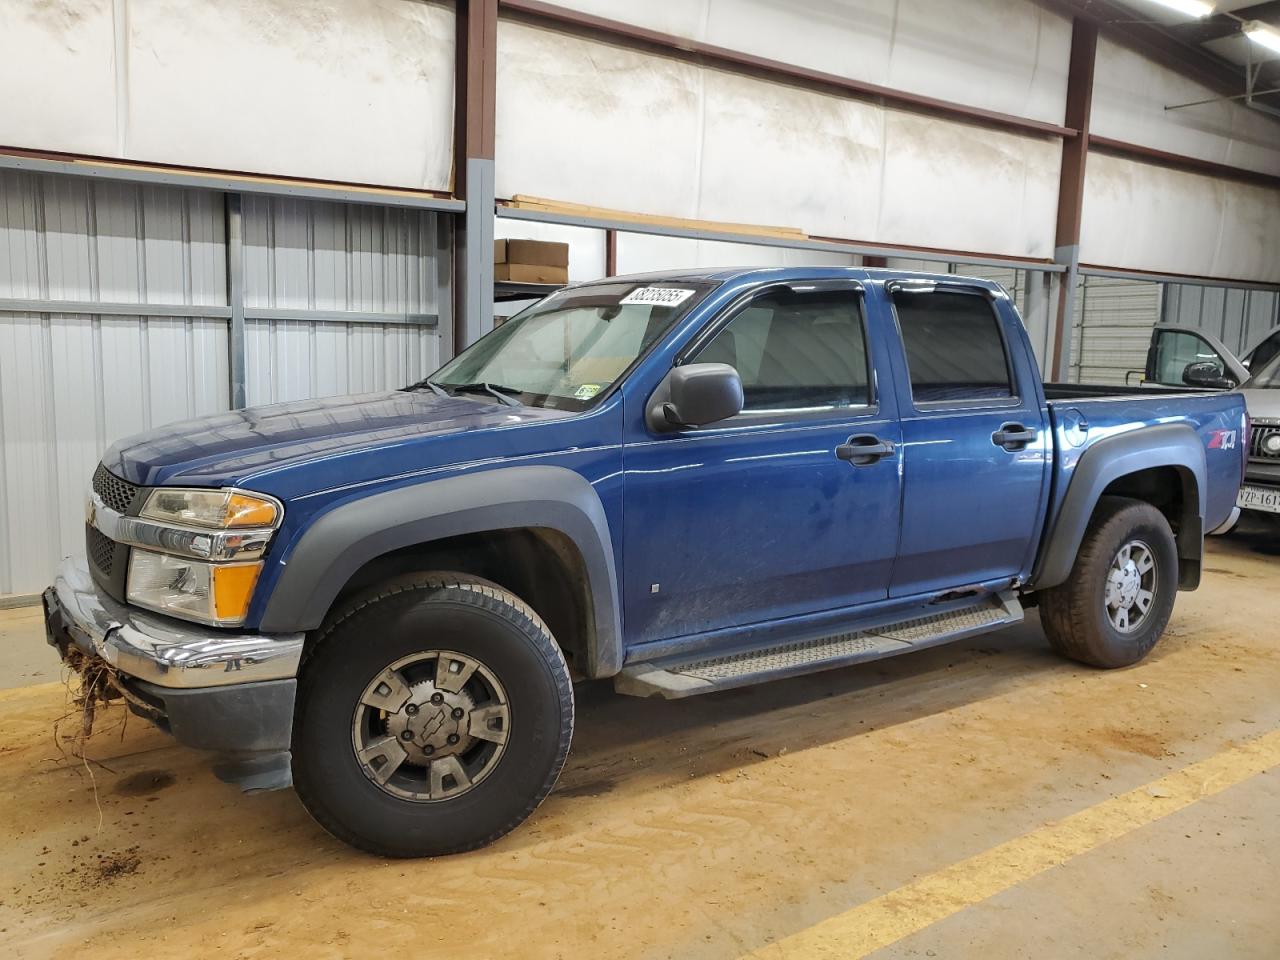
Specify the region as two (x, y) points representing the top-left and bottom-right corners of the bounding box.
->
(400, 730), (414, 741)
(451, 707), (465, 719)
(430, 693), (444, 705)
(423, 744), (435, 755)
(447, 733), (460, 745)
(405, 703), (419, 716)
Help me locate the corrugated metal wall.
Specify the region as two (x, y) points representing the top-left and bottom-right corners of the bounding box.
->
(241, 196), (441, 405)
(1162, 283), (1280, 357)
(1069, 276), (1163, 386)
(0, 171), (442, 596)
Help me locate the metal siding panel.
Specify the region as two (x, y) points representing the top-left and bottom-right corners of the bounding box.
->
(0, 171), (236, 595)
(1071, 276), (1162, 386)
(1, 173), (440, 595)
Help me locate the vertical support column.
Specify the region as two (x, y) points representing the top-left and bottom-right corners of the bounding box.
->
(605, 228), (618, 277)
(225, 192), (247, 409)
(1050, 18), (1097, 382)
(453, 0), (498, 353)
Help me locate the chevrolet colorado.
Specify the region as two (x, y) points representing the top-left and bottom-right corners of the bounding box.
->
(44, 267), (1247, 857)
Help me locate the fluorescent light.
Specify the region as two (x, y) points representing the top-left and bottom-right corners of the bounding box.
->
(1143, 0), (1214, 17)
(1245, 20), (1280, 55)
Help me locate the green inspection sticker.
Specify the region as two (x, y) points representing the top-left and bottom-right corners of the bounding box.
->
(574, 384), (603, 400)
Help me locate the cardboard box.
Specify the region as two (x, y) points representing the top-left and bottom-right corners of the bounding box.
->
(494, 263), (569, 284)
(494, 238), (569, 268)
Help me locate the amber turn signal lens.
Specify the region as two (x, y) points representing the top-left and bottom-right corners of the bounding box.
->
(213, 563), (263, 621)
(225, 493), (279, 528)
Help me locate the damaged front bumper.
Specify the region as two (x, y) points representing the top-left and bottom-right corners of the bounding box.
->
(43, 558), (304, 791)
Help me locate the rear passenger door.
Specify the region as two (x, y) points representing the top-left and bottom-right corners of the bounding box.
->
(884, 281), (1050, 598)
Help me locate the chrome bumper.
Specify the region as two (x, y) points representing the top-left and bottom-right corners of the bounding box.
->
(48, 557), (304, 689)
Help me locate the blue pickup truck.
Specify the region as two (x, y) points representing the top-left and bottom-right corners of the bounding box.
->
(44, 267), (1247, 857)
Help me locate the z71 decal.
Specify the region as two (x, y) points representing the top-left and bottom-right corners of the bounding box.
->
(1208, 429), (1237, 450)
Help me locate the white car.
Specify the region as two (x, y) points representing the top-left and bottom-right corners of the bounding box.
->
(1146, 324), (1280, 529)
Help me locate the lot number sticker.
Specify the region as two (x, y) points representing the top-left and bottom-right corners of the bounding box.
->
(621, 287), (695, 308)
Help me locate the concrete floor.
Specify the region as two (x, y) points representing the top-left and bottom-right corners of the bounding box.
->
(0, 522), (1277, 959)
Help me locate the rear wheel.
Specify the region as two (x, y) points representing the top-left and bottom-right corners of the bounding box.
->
(1040, 497), (1179, 669)
(292, 573), (574, 857)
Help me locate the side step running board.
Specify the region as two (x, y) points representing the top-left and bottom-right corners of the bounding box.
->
(615, 592), (1024, 699)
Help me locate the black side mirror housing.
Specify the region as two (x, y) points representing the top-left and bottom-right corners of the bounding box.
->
(647, 363), (744, 431)
(1182, 360), (1236, 390)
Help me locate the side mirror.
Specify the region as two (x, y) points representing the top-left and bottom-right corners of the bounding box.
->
(1182, 361), (1236, 390)
(647, 363), (744, 431)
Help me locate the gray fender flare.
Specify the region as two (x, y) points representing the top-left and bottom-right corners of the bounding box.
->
(1032, 423), (1206, 591)
(258, 465), (623, 676)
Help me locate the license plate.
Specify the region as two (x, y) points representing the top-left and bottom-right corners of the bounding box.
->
(1237, 485), (1280, 514)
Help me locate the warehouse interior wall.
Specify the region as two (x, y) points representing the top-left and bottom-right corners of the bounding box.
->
(241, 196), (442, 405)
(534, 0), (1073, 125)
(0, 0), (457, 190)
(495, 19), (1063, 259)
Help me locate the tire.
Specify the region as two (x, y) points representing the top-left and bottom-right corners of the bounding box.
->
(1039, 496), (1179, 669)
(292, 573), (574, 857)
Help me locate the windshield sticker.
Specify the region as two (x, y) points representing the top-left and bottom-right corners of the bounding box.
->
(573, 384), (603, 400)
(620, 287), (696, 308)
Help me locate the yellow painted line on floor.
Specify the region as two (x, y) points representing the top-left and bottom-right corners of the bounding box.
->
(746, 727), (1280, 960)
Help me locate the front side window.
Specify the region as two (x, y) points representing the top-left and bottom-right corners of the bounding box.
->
(893, 289), (1013, 403)
(425, 281), (714, 410)
(692, 288), (870, 413)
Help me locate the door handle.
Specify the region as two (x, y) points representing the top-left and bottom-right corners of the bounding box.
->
(992, 422), (1036, 451)
(836, 434), (895, 466)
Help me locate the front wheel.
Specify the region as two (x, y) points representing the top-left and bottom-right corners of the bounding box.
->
(292, 574), (574, 857)
(1039, 497), (1179, 669)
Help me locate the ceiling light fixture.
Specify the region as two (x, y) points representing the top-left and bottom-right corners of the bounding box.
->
(1143, 0), (1215, 17)
(1245, 20), (1280, 55)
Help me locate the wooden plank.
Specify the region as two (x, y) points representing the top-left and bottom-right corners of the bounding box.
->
(506, 195), (809, 240)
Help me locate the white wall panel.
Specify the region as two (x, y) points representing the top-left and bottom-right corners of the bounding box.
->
(616, 234), (856, 274)
(545, 0), (1071, 125)
(0, 0), (455, 191)
(1080, 153), (1280, 283)
(0, 0), (120, 157)
(1092, 37), (1280, 177)
(496, 22), (1062, 259)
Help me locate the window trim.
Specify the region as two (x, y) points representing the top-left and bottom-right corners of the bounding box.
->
(887, 280), (1022, 414)
(679, 278), (879, 424)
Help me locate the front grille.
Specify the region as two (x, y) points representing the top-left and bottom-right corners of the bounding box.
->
(1250, 423), (1280, 461)
(87, 524), (116, 576)
(92, 463), (140, 514)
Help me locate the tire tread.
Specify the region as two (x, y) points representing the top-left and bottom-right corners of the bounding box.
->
(294, 572), (574, 858)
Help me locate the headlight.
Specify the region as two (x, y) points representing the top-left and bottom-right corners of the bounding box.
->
(140, 489), (280, 529)
(127, 549), (262, 625)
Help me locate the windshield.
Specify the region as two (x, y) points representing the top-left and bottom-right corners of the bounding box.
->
(421, 280), (716, 410)
(1250, 351), (1280, 388)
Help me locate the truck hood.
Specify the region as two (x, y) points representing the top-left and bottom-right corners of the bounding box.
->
(1240, 386), (1280, 421)
(101, 390), (571, 489)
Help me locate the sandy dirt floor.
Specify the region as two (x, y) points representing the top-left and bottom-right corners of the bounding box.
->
(0, 526), (1277, 959)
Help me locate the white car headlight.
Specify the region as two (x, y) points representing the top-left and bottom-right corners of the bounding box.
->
(127, 549), (263, 626)
(140, 489), (280, 529)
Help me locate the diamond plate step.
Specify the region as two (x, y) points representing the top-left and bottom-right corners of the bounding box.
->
(615, 592), (1023, 699)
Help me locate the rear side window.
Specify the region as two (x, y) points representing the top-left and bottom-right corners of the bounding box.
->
(694, 289), (869, 412)
(893, 290), (1013, 403)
